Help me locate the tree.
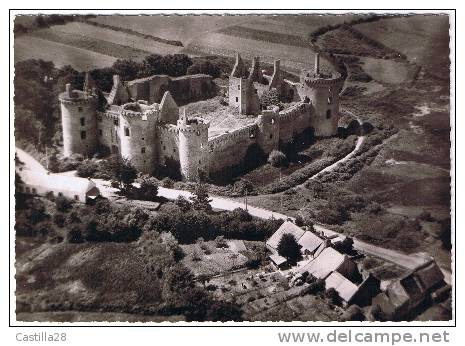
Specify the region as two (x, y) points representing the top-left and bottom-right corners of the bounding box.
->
(190, 183), (212, 212)
(108, 156), (137, 189)
(142, 54), (164, 76)
(268, 150), (287, 167)
(112, 59), (142, 81)
(136, 175), (159, 201)
(277, 233), (301, 265)
(187, 61), (221, 78)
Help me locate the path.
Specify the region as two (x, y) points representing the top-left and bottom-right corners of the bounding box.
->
(16, 148), (47, 173)
(15, 147), (451, 284)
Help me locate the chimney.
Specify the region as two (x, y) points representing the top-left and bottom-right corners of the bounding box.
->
(273, 59), (280, 75)
(113, 74), (121, 86)
(65, 83), (71, 97)
(314, 53), (320, 75)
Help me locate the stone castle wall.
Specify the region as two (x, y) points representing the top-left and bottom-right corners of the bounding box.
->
(278, 102), (313, 144)
(97, 111), (119, 153)
(157, 124), (180, 165)
(208, 124), (259, 174)
(127, 74), (215, 106)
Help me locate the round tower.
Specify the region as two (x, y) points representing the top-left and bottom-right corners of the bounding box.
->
(59, 83), (98, 157)
(257, 106), (280, 154)
(119, 102), (159, 174)
(298, 54), (344, 137)
(177, 110), (209, 181)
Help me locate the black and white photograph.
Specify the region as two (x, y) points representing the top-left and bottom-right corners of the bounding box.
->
(9, 7), (455, 332)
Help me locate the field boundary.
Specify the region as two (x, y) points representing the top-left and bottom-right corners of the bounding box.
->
(85, 19), (184, 47)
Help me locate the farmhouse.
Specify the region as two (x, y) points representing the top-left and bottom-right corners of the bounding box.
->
(16, 168), (100, 203)
(372, 258), (449, 319)
(266, 221), (380, 306)
(60, 51), (344, 181)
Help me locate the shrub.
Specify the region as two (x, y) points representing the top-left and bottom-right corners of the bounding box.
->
(215, 235), (228, 248)
(161, 177), (175, 188)
(76, 159), (98, 178)
(268, 150), (287, 167)
(325, 288), (342, 305)
(55, 196), (72, 212)
(53, 213), (66, 227)
(67, 226), (84, 243)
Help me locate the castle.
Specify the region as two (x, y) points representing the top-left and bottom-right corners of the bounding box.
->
(60, 53), (344, 181)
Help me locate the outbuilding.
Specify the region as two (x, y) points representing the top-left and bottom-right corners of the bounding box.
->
(17, 169), (100, 203)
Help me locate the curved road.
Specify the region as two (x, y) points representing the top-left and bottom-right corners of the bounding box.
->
(15, 147), (451, 284)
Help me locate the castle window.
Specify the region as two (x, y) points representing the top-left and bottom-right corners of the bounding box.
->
(327, 96), (332, 105)
(326, 110), (331, 119)
(142, 137), (145, 141)
(78, 106), (83, 112)
(254, 88), (257, 94)
(80, 117), (85, 126)
(238, 85), (240, 90)
(113, 119), (119, 126)
(141, 147), (146, 154)
(196, 131), (200, 136)
(163, 146), (166, 151)
(269, 134), (273, 139)
(199, 160), (201, 164)
(173, 148), (176, 153)
(99, 129), (103, 136)
(80, 131), (86, 140)
(235, 97), (238, 102)
(74, 195), (79, 201)
(124, 127), (130, 136)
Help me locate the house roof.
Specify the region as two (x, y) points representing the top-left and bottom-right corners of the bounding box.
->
(227, 240), (247, 253)
(296, 247), (346, 279)
(325, 271), (359, 303)
(19, 169), (97, 195)
(269, 254), (287, 267)
(413, 260), (444, 292)
(266, 221), (306, 251)
(298, 231), (324, 253)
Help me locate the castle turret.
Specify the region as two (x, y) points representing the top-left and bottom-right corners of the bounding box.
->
(257, 106), (280, 154)
(298, 54), (344, 137)
(118, 101), (159, 174)
(177, 110), (209, 181)
(229, 53), (260, 115)
(59, 83), (98, 157)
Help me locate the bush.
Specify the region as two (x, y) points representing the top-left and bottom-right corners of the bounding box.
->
(55, 196), (72, 212)
(76, 159), (98, 178)
(130, 175), (159, 201)
(325, 288), (342, 305)
(161, 177), (175, 188)
(268, 150), (287, 167)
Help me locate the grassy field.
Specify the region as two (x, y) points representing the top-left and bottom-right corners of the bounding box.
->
(14, 36), (117, 70)
(53, 22), (183, 55)
(354, 15), (450, 75)
(15, 238), (166, 317)
(29, 28), (150, 60)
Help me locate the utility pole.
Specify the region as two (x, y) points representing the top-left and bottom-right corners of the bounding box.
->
(279, 169), (283, 211)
